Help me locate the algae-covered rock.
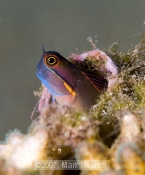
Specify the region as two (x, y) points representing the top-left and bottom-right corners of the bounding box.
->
(1, 34), (145, 175)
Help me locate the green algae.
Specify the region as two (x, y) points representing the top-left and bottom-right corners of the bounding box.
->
(1, 34), (145, 175)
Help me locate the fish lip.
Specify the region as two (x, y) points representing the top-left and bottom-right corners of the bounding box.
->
(36, 63), (40, 70)
(36, 69), (39, 77)
(36, 62), (44, 75)
(36, 68), (45, 80)
(36, 71), (41, 79)
(36, 69), (41, 76)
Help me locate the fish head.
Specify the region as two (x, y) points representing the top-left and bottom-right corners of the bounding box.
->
(36, 50), (77, 97)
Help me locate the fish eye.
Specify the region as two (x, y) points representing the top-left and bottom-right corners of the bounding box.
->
(43, 54), (60, 68)
(46, 56), (57, 65)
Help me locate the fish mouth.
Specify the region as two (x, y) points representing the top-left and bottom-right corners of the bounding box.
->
(36, 69), (43, 80)
(36, 70), (44, 83)
(36, 70), (40, 78)
(36, 61), (47, 80)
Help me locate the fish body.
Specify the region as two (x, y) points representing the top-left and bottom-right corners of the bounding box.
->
(36, 50), (107, 112)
